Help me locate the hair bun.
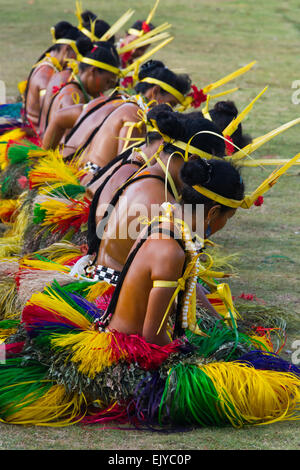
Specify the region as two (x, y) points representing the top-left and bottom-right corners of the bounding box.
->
(54, 21), (75, 39)
(81, 10), (97, 26)
(155, 110), (184, 140)
(76, 36), (94, 55)
(213, 100), (238, 117)
(180, 159), (212, 186)
(147, 103), (173, 120)
(138, 60), (165, 79)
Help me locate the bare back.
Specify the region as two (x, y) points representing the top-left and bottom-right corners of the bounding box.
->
(39, 68), (72, 135)
(95, 165), (176, 271)
(62, 96), (125, 159)
(81, 101), (145, 168)
(25, 62), (57, 128)
(108, 229), (185, 345)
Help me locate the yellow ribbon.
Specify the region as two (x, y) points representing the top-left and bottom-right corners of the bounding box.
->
(147, 120), (217, 160)
(139, 76), (187, 105)
(193, 151), (300, 209)
(50, 26), (78, 55)
(155, 252), (202, 336)
(77, 53), (121, 77)
(127, 0), (161, 37)
(79, 24), (99, 42)
(223, 86), (268, 137)
(202, 61), (256, 95)
(216, 283), (240, 327)
(122, 37), (174, 76)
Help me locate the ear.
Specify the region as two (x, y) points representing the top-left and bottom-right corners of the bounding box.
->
(92, 66), (99, 77)
(206, 204), (222, 222)
(150, 85), (161, 100)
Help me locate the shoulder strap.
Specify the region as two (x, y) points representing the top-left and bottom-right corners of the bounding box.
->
(24, 57), (59, 123)
(64, 93), (123, 144)
(44, 81), (84, 131)
(104, 224), (185, 322)
(87, 142), (145, 187)
(88, 173), (172, 256)
(68, 100), (133, 158)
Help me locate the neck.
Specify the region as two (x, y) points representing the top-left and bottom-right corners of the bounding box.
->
(50, 49), (63, 65)
(156, 152), (184, 193)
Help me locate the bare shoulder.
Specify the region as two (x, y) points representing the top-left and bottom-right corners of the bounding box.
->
(117, 102), (140, 120)
(143, 233), (186, 280)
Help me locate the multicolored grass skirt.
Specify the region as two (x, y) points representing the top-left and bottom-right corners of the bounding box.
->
(0, 281), (299, 429)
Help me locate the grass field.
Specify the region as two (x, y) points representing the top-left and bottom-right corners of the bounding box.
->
(0, 0), (300, 451)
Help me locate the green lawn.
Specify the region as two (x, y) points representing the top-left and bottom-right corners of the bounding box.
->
(0, 0), (299, 451)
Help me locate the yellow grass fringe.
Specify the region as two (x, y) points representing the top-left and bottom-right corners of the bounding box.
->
(50, 330), (127, 378)
(199, 361), (300, 427)
(0, 129), (26, 171)
(26, 288), (90, 330)
(2, 384), (88, 426)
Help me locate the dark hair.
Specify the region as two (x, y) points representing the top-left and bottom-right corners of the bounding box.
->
(180, 158), (245, 212)
(147, 105), (225, 157)
(94, 20), (115, 44)
(81, 10), (98, 25)
(81, 11), (115, 45)
(49, 21), (83, 53)
(208, 101), (252, 150)
(129, 20), (155, 33)
(25, 22), (82, 111)
(33, 21), (82, 62)
(145, 103), (173, 143)
(76, 37), (120, 72)
(135, 60), (192, 97)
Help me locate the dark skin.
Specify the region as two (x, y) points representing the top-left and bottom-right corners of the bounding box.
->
(93, 151), (234, 319)
(108, 226), (186, 346)
(109, 205), (236, 345)
(39, 67), (73, 137)
(44, 66), (117, 134)
(79, 85), (180, 174)
(42, 96), (126, 160)
(25, 45), (76, 129)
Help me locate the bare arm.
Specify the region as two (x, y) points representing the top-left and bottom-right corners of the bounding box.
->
(142, 238), (186, 345)
(42, 104), (83, 149)
(87, 103), (143, 168)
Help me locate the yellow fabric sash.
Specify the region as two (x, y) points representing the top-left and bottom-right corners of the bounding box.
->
(155, 252), (202, 336)
(122, 37), (174, 77)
